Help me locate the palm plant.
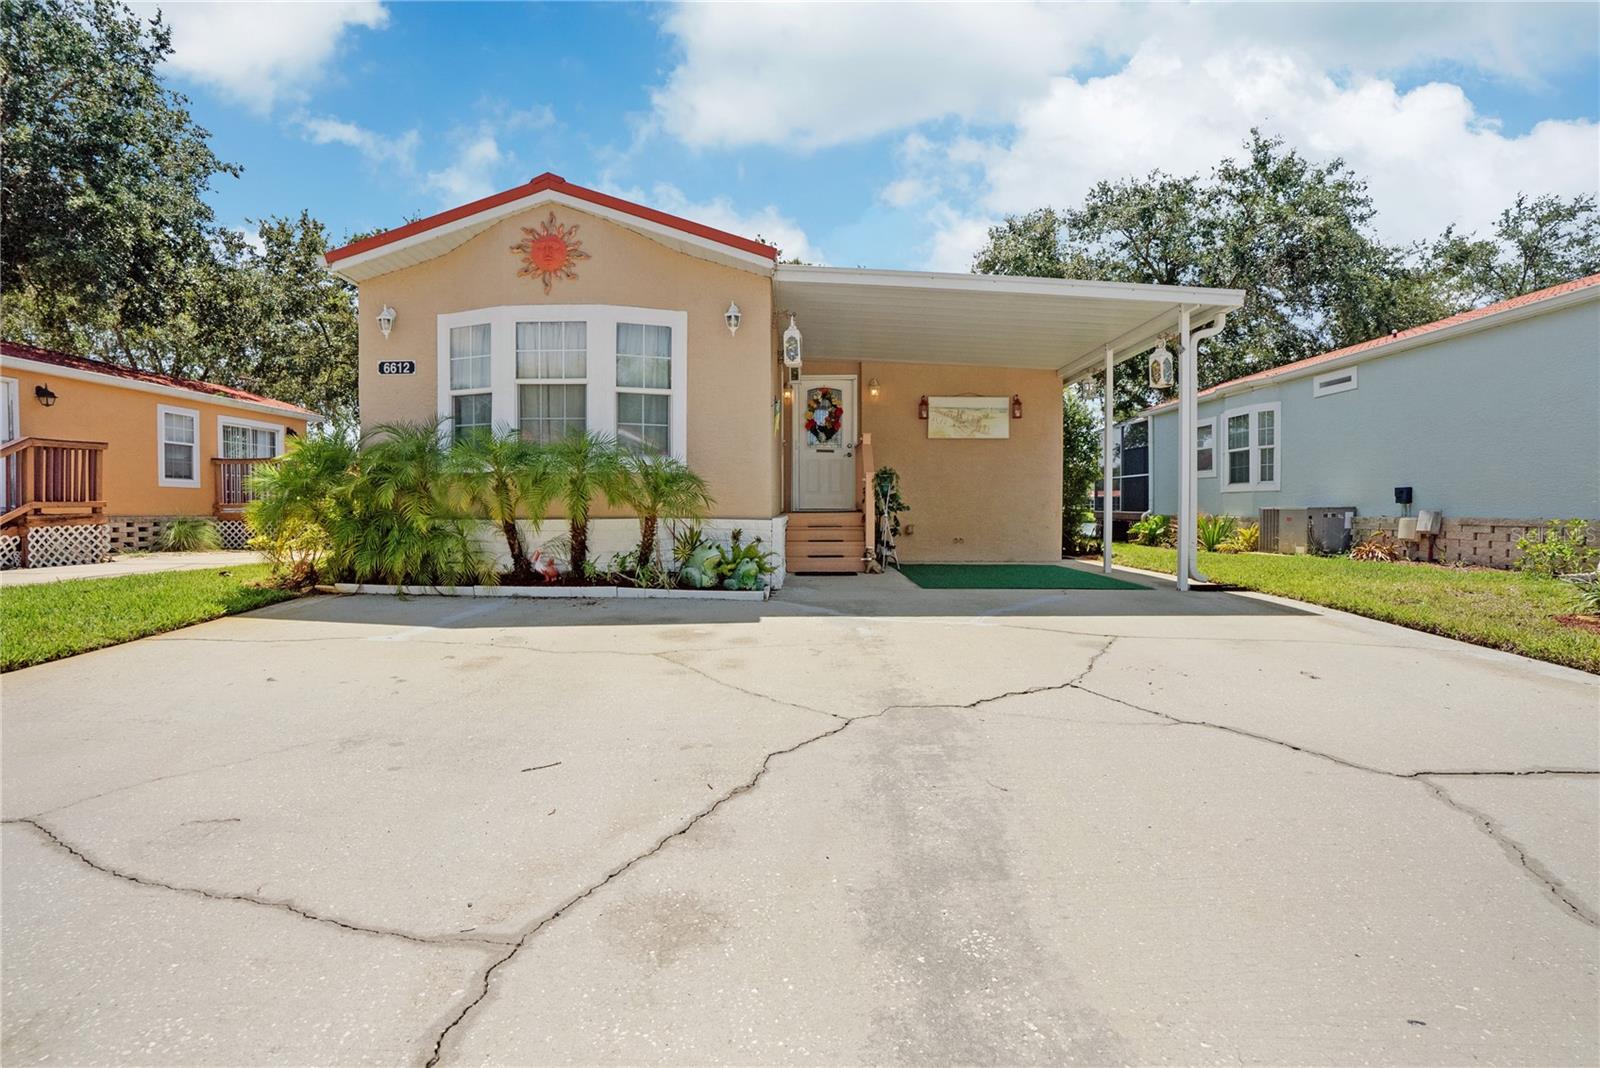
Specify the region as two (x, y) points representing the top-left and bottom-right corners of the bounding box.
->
(325, 421), (492, 586)
(617, 450), (713, 575)
(245, 432), (358, 583)
(544, 430), (626, 575)
(445, 429), (555, 581)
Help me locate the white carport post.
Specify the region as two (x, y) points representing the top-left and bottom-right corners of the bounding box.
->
(1176, 306), (1195, 592)
(1102, 345), (1114, 574)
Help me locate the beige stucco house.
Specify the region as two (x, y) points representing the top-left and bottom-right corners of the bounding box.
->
(325, 173), (1241, 586)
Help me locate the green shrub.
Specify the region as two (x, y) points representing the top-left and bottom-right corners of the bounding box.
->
(1196, 513), (1238, 552)
(1129, 513), (1172, 546)
(325, 422), (493, 587)
(157, 516), (221, 552)
(245, 432), (358, 585)
(714, 528), (777, 590)
(1219, 521), (1260, 554)
(1565, 573), (1600, 615)
(1516, 519), (1598, 577)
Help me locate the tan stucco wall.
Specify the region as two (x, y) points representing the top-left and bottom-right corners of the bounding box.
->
(355, 205), (778, 519)
(793, 359), (1063, 561)
(1, 364), (309, 516)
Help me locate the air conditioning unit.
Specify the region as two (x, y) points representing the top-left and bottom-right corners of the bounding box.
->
(1262, 507), (1356, 554)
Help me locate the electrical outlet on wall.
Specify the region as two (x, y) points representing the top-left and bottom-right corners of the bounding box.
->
(952, 536), (964, 544)
(903, 524), (914, 536)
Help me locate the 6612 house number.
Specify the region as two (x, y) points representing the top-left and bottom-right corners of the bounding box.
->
(377, 360), (416, 375)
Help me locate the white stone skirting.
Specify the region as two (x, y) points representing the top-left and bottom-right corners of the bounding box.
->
(471, 516), (789, 589)
(325, 582), (769, 602)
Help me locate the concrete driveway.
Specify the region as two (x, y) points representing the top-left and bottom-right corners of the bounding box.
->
(2, 571), (1596, 1065)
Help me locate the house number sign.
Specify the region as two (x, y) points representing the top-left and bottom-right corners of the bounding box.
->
(377, 360), (416, 375)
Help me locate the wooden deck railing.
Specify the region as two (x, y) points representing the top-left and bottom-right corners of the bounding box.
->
(213, 457), (274, 517)
(0, 437), (108, 528)
(857, 432), (879, 571)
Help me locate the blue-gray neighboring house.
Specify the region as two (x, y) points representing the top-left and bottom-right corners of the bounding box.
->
(1115, 272), (1600, 567)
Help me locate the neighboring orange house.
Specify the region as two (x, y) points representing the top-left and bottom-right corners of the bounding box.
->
(1, 340), (317, 568)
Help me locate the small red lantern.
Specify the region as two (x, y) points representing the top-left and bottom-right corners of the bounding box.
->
(917, 395), (929, 420)
(1011, 394), (1023, 419)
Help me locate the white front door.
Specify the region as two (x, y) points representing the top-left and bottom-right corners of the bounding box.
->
(792, 376), (857, 511)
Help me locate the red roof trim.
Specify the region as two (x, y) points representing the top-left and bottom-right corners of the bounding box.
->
(0, 340), (319, 418)
(1144, 272), (1600, 414)
(325, 172), (780, 266)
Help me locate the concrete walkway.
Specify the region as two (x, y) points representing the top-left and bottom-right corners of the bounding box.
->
(2, 570), (1595, 1065)
(0, 550), (263, 587)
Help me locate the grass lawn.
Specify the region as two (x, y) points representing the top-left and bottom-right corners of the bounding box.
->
(1111, 544), (1600, 674)
(2, 564), (297, 672)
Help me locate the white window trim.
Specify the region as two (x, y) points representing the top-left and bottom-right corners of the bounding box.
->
(1195, 416), (1216, 479)
(157, 403), (201, 488)
(436, 305), (689, 460)
(215, 414), (287, 458)
(1220, 401), (1281, 493)
(1312, 366), (1358, 397)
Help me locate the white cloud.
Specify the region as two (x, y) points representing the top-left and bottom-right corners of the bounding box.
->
(425, 130), (505, 203)
(959, 44), (1600, 252)
(651, 2), (1596, 151)
(298, 114), (420, 169)
(140, 1), (388, 111)
(649, 2), (1598, 270)
(603, 183), (822, 263)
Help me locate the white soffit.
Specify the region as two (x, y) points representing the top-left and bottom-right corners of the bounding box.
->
(773, 265), (1243, 379)
(329, 190), (775, 283)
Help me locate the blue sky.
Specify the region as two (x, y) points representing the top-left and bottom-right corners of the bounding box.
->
(148, 2), (1600, 271)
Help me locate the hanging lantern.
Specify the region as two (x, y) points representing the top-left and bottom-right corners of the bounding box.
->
(1148, 342), (1174, 389)
(725, 301), (742, 336)
(781, 314), (803, 367)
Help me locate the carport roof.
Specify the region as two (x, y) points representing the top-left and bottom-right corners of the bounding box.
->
(773, 265), (1242, 380)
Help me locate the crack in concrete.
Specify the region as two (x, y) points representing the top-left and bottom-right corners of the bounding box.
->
(1416, 777), (1598, 926)
(651, 651), (847, 721)
(419, 706), (887, 1067)
(3, 818), (517, 949)
(1067, 683), (1599, 929)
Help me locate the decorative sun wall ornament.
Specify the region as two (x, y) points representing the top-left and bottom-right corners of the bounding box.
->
(510, 212), (591, 293)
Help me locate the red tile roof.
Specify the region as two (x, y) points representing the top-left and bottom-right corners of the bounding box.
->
(0, 339), (319, 418)
(1146, 272), (1600, 413)
(324, 171), (780, 266)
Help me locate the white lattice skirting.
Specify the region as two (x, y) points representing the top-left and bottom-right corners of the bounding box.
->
(24, 523), (111, 568)
(0, 535), (19, 570)
(218, 520), (251, 550)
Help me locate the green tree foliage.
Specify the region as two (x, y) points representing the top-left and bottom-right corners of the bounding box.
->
(1426, 193), (1600, 306)
(972, 130), (1585, 417)
(544, 431), (628, 575)
(1, 0), (236, 338)
(1061, 387), (1101, 554)
(2, 0), (359, 420)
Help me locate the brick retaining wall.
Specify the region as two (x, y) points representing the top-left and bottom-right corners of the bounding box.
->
(1352, 516), (1600, 568)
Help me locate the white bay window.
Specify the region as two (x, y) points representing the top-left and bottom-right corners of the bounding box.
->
(436, 305), (687, 458)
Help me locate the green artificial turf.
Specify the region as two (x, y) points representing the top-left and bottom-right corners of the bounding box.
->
(2, 564), (296, 671)
(1112, 544), (1600, 674)
(897, 563), (1145, 591)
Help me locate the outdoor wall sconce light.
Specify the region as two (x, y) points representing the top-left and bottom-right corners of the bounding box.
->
(376, 305), (397, 338)
(725, 301), (742, 336)
(783, 383), (793, 401)
(34, 384), (57, 407)
(917, 395), (929, 420)
(868, 377), (880, 399)
(1011, 394), (1023, 419)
